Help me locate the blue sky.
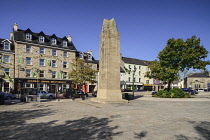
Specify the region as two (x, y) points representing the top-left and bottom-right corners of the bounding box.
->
(1, 0), (210, 69)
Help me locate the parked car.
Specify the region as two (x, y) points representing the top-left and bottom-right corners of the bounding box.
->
(0, 92), (16, 100)
(121, 89), (132, 92)
(37, 90), (54, 99)
(72, 90), (88, 100)
(197, 88), (205, 92)
(181, 88), (197, 95)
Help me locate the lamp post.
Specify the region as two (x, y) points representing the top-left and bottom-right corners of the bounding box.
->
(130, 66), (137, 99)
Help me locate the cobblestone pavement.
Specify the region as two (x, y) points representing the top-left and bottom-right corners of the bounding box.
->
(0, 96), (210, 140)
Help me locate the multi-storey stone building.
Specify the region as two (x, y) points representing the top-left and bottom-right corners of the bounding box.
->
(0, 23), (98, 95)
(0, 39), (15, 92)
(121, 57), (153, 91)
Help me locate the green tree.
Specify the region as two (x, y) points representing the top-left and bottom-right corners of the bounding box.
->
(145, 36), (210, 91)
(69, 58), (98, 93)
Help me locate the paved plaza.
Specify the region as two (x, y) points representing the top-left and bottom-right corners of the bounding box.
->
(0, 94), (210, 140)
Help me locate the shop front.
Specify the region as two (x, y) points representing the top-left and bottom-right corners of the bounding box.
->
(14, 78), (73, 97)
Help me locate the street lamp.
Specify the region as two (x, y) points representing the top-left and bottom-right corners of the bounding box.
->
(130, 66), (137, 99)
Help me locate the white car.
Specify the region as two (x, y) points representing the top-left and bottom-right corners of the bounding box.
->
(37, 90), (54, 99)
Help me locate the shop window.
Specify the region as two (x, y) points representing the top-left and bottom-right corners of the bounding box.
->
(25, 83), (31, 88)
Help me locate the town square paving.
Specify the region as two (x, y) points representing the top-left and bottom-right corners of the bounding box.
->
(0, 95), (210, 140)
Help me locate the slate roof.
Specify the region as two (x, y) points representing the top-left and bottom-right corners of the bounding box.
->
(13, 29), (76, 51)
(122, 57), (149, 66)
(0, 38), (15, 52)
(188, 73), (210, 78)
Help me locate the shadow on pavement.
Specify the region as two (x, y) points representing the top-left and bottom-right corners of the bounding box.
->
(134, 131), (147, 139)
(175, 121), (210, 140)
(0, 108), (123, 140)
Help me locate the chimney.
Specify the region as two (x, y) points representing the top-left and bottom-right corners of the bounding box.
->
(87, 50), (92, 55)
(13, 23), (18, 31)
(67, 34), (72, 42)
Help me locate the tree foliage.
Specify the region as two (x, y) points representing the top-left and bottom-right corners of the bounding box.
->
(145, 36), (210, 90)
(69, 58), (98, 87)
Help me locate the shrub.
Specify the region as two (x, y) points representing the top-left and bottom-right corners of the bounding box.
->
(154, 88), (191, 98)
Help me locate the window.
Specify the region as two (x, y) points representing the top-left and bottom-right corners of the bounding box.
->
(63, 51), (67, 57)
(63, 40), (67, 46)
(40, 48), (45, 54)
(139, 66), (141, 69)
(79, 53), (83, 59)
(51, 38), (56, 45)
(39, 84), (44, 90)
(146, 67), (150, 71)
(4, 42), (10, 50)
(63, 62), (67, 68)
(52, 49), (57, 56)
(52, 60), (56, 67)
(90, 65), (92, 68)
(3, 55), (10, 63)
(39, 70), (44, 78)
(146, 80), (149, 84)
(139, 71), (141, 75)
(88, 54), (92, 61)
(52, 71), (56, 78)
(26, 57), (31, 65)
(4, 68), (10, 76)
(26, 45), (31, 52)
(129, 65), (131, 69)
(39, 36), (45, 42)
(26, 69), (31, 77)
(40, 59), (45, 66)
(63, 72), (67, 79)
(25, 33), (32, 40)
(25, 83), (31, 88)
(128, 77), (130, 82)
(133, 78), (135, 82)
(139, 78), (141, 82)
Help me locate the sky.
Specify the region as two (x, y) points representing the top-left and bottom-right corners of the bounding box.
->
(1, 0), (210, 69)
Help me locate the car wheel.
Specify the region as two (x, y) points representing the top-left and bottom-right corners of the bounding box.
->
(6, 96), (12, 100)
(49, 95), (53, 99)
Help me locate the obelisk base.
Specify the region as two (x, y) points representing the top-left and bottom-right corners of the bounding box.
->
(91, 89), (128, 104)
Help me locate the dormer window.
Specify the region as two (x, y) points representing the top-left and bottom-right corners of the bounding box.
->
(4, 42), (10, 50)
(25, 33), (32, 40)
(62, 40), (67, 47)
(39, 36), (45, 43)
(88, 54), (92, 61)
(79, 53), (84, 59)
(51, 38), (56, 45)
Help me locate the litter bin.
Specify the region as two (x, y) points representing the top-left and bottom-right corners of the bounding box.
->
(0, 94), (4, 105)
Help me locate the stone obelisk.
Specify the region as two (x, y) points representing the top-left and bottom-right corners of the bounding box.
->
(92, 18), (127, 103)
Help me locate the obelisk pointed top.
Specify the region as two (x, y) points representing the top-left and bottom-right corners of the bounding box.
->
(102, 18), (118, 32)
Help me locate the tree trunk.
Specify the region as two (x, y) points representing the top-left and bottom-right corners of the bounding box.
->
(167, 81), (171, 91)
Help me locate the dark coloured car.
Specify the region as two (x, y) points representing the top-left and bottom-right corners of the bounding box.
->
(121, 89), (132, 92)
(181, 88), (197, 95)
(0, 92), (16, 100)
(72, 90), (88, 100)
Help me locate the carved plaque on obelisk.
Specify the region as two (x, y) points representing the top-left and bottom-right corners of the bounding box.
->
(92, 18), (127, 103)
